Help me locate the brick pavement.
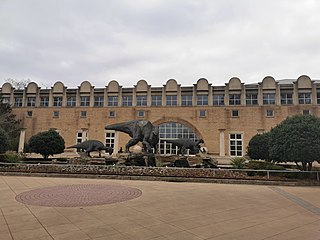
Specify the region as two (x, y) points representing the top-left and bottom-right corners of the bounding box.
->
(0, 176), (319, 240)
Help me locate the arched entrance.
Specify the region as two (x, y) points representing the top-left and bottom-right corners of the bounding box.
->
(158, 122), (200, 155)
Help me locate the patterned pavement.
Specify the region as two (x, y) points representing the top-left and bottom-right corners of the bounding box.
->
(0, 176), (319, 240)
(15, 184), (142, 207)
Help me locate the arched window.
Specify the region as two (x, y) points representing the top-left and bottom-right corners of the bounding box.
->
(158, 122), (199, 155)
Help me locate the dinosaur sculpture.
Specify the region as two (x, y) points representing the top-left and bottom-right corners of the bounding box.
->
(67, 140), (113, 157)
(165, 138), (204, 155)
(105, 120), (159, 153)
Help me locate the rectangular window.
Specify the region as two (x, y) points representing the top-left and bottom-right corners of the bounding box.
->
(266, 109), (274, 117)
(14, 97), (23, 107)
(213, 94), (224, 106)
(80, 96), (90, 106)
(105, 131), (115, 150)
(303, 109), (310, 115)
(181, 95), (192, 106)
(27, 97), (36, 107)
(122, 95), (132, 106)
(197, 95), (208, 106)
(53, 97), (63, 107)
(76, 131), (88, 146)
(281, 93), (293, 105)
(229, 94), (241, 105)
(136, 95), (147, 106)
(80, 111), (87, 118)
(137, 110), (145, 118)
(166, 95), (177, 106)
(231, 110), (239, 117)
(67, 96), (76, 107)
(108, 96), (118, 106)
(317, 92), (320, 104)
(199, 110), (206, 117)
(246, 93), (258, 105)
(27, 111), (33, 117)
(53, 111), (60, 118)
(40, 97), (49, 107)
(298, 93), (311, 104)
(263, 93), (275, 105)
(151, 95), (162, 106)
(108, 111), (115, 118)
(229, 133), (243, 157)
(94, 96), (104, 107)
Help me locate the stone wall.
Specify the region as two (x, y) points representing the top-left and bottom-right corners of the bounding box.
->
(0, 163), (319, 184)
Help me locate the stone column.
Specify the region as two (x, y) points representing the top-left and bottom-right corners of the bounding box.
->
(18, 128), (26, 153)
(219, 129), (226, 157)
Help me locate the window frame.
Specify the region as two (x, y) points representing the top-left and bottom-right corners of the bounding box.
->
(122, 95), (133, 107)
(108, 96), (118, 107)
(80, 96), (90, 107)
(229, 94), (241, 105)
(166, 95), (177, 106)
(136, 95), (147, 106)
(298, 93), (311, 104)
(229, 133), (243, 157)
(197, 95), (208, 106)
(263, 93), (276, 105)
(213, 94), (224, 106)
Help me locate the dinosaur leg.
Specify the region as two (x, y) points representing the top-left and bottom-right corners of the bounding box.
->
(142, 136), (152, 153)
(125, 138), (140, 153)
(181, 146), (187, 155)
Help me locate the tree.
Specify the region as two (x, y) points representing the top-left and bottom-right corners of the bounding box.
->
(0, 95), (21, 150)
(269, 114), (320, 171)
(27, 130), (65, 159)
(247, 132), (270, 160)
(0, 128), (9, 153)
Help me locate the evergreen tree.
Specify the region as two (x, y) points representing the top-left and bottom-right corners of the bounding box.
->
(247, 132), (270, 160)
(0, 95), (21, 151)
(269, 114), (320, 171)
(28, 130), (65, 159)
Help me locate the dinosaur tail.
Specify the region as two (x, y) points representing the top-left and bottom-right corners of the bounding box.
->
(105, 122), (132, 135)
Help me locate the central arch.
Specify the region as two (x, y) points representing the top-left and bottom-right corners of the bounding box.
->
(153, 118), (202, 155)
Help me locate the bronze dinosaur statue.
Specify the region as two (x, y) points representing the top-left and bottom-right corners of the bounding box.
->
(164, 138), (204, 155)
(68, 140), (113, 157)
(105, 120), (159, 153)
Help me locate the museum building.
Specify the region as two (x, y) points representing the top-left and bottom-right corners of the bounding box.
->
(1, 75), (320, 158)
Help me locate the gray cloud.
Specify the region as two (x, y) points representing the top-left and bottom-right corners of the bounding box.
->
(0, 0), (319, 88)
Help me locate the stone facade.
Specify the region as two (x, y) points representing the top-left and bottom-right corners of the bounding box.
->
(1, 75), (320, 158)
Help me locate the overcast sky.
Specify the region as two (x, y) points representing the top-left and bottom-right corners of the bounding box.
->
(0, 0), (319, 88)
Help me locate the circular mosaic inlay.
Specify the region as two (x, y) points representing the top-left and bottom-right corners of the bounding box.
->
(15, 184), (142, 207)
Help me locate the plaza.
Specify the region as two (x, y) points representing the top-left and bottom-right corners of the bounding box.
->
(0, 175), (319, 240)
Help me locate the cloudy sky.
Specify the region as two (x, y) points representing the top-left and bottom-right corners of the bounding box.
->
(0, 0), (319, 88)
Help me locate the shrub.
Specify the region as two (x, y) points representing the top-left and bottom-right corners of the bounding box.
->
(247, 160), (286, 170)
(0, 128), (9, 153)
(0, 151), (23, 163)
(247, 132), (270, 160)
(231, 157), (247, 169)
(28, 130), (65, 159)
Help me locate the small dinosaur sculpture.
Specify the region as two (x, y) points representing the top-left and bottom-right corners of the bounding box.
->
(105, 120), (159, 153)
(67, 140), (113, 157)
(165, 138), (204, 155)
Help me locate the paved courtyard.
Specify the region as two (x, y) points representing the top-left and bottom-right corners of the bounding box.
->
(0, 176), (319, 240)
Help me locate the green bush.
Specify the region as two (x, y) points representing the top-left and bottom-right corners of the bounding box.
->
(231, 157), (247, 169)
(0, 128), (9, 153)
(0, 151), (23, 163)
(247, 132), (271, 160)
(247, 160), (286, 170)
(28, 130), (65, 159)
